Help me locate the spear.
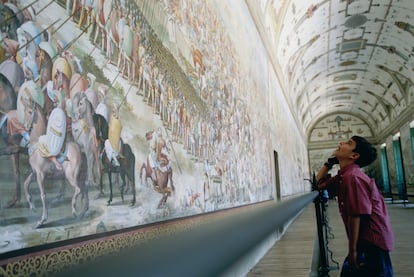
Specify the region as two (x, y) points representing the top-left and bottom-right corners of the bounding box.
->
(163, 125), (182, 174)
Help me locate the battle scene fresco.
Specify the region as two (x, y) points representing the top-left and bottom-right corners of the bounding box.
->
(0, 0), (275, 257)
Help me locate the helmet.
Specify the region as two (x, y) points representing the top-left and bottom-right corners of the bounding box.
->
(4, 3), (24, 25)
(20, 80), (44, 107)
(52, 57), (72, 79)
(39, 41), (57, 60)
(96, 103), (109, 122)
(20, 21), (41, 46)
(24, 58), (39, 81)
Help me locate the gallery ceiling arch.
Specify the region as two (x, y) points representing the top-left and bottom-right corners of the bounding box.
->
(247, 0), (414, 144)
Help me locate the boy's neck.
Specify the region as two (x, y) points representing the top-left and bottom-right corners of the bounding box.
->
(339, 159), (356, 169)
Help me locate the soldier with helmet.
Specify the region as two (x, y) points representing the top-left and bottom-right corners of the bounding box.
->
(52, 56), (72, 95)
(37, 107), (67, 171)
(148, 127), (170, 183)
(105, 104), (123, 166)
(15, 81), (66, 171)
(50, 56), (73, 137)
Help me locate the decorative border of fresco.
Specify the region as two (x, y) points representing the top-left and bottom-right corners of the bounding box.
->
(0, 200), (272, 276)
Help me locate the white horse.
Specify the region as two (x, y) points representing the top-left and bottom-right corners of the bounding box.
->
(20, 85), (88, 228)
(71, 91), (101, 189)
(17, 21), (41, 81)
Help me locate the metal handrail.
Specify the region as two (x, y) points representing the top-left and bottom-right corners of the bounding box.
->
(52, 192), (318, 277)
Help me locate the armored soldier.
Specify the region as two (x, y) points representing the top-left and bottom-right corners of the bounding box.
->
(105, 104), (122, 166)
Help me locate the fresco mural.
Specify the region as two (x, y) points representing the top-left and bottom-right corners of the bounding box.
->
(0, 0), (275, 257)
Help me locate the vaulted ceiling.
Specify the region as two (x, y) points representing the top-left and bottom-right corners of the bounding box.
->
(247, 0), (414, 144)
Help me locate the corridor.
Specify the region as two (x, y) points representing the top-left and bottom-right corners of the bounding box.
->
(248, 199), (414, 276)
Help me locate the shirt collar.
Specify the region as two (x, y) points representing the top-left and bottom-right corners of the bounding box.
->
(338, 163), (359, 175)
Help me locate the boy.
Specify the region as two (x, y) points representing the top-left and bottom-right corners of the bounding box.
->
(317, 136), (394, 276)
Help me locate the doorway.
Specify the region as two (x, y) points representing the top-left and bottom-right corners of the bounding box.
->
(274, 150), (281, 201)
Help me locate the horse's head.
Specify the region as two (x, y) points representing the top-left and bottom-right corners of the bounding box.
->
(16, 28), (29, 58)
(17, 80), (44, 131)
(37, 41), (56, 65)
(69, 73), (88, 99)
(52, 57), (72, 91)
(72, 92), (89, 121)
(0, 73), (17, 112)
(16, 83), (38, 132)
(17, 26), (40, 82)
(0, 3), (21, 40)
(16, 22), (39, 60)
(22, 57), (39, 82)
(93, 113), (108, 148)
(21, 94), (37, 132)
(36, 44), (54, 87)
(22, 6), (36, 22)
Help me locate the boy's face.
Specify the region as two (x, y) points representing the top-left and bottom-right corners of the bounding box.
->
(333, 138), (360, 162)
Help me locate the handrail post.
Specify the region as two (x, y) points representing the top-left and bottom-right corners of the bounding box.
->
(310, 174), (330, 277)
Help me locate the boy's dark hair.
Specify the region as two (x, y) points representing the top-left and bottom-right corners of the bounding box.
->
(351, 135), (377, 167)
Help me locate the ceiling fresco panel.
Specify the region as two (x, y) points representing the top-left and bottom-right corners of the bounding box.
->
(247, 0), (414, 142)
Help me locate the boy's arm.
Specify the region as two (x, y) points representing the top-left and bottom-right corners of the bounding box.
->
(316, 157), (338, 186)
(347, 215), (361, 269)
(316, 165), (330, 184)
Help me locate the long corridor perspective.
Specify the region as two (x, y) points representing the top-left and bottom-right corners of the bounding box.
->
(248, 199), (414, 277)
(1, 0), (414, 276)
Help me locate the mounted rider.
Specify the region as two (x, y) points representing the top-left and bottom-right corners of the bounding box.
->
(14, 81), (66, 171)
(3, 80), (39, 149)
(148, 127), (170, 183)
(0, 60), (26, 147)
(37, 106), (67, 171)
(94, 82), (110, 123)
(40, 80), (67, 171)
(104, 104), (122, 166)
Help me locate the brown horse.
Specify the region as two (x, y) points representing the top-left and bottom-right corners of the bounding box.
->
(20, 89), (88, 228)
(100, 140), (136, 206)
(0, 73), (26, 207)
(0, 36), (20, 63)
(69, 73), (88, 99)
(140, 157), (175, 209)
(0, 2), (22, 40)
(36, 42), (54, 90)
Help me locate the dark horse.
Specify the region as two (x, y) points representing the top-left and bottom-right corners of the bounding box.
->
(100, 140), (136, 206)
(140, 157), (174, 209)
(0, 73), (27, 207)
(0, 2), (22, 41)
(91, 102), (135, 206)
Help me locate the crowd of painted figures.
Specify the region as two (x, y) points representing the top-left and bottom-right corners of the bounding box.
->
(0, 0), (271, 218)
